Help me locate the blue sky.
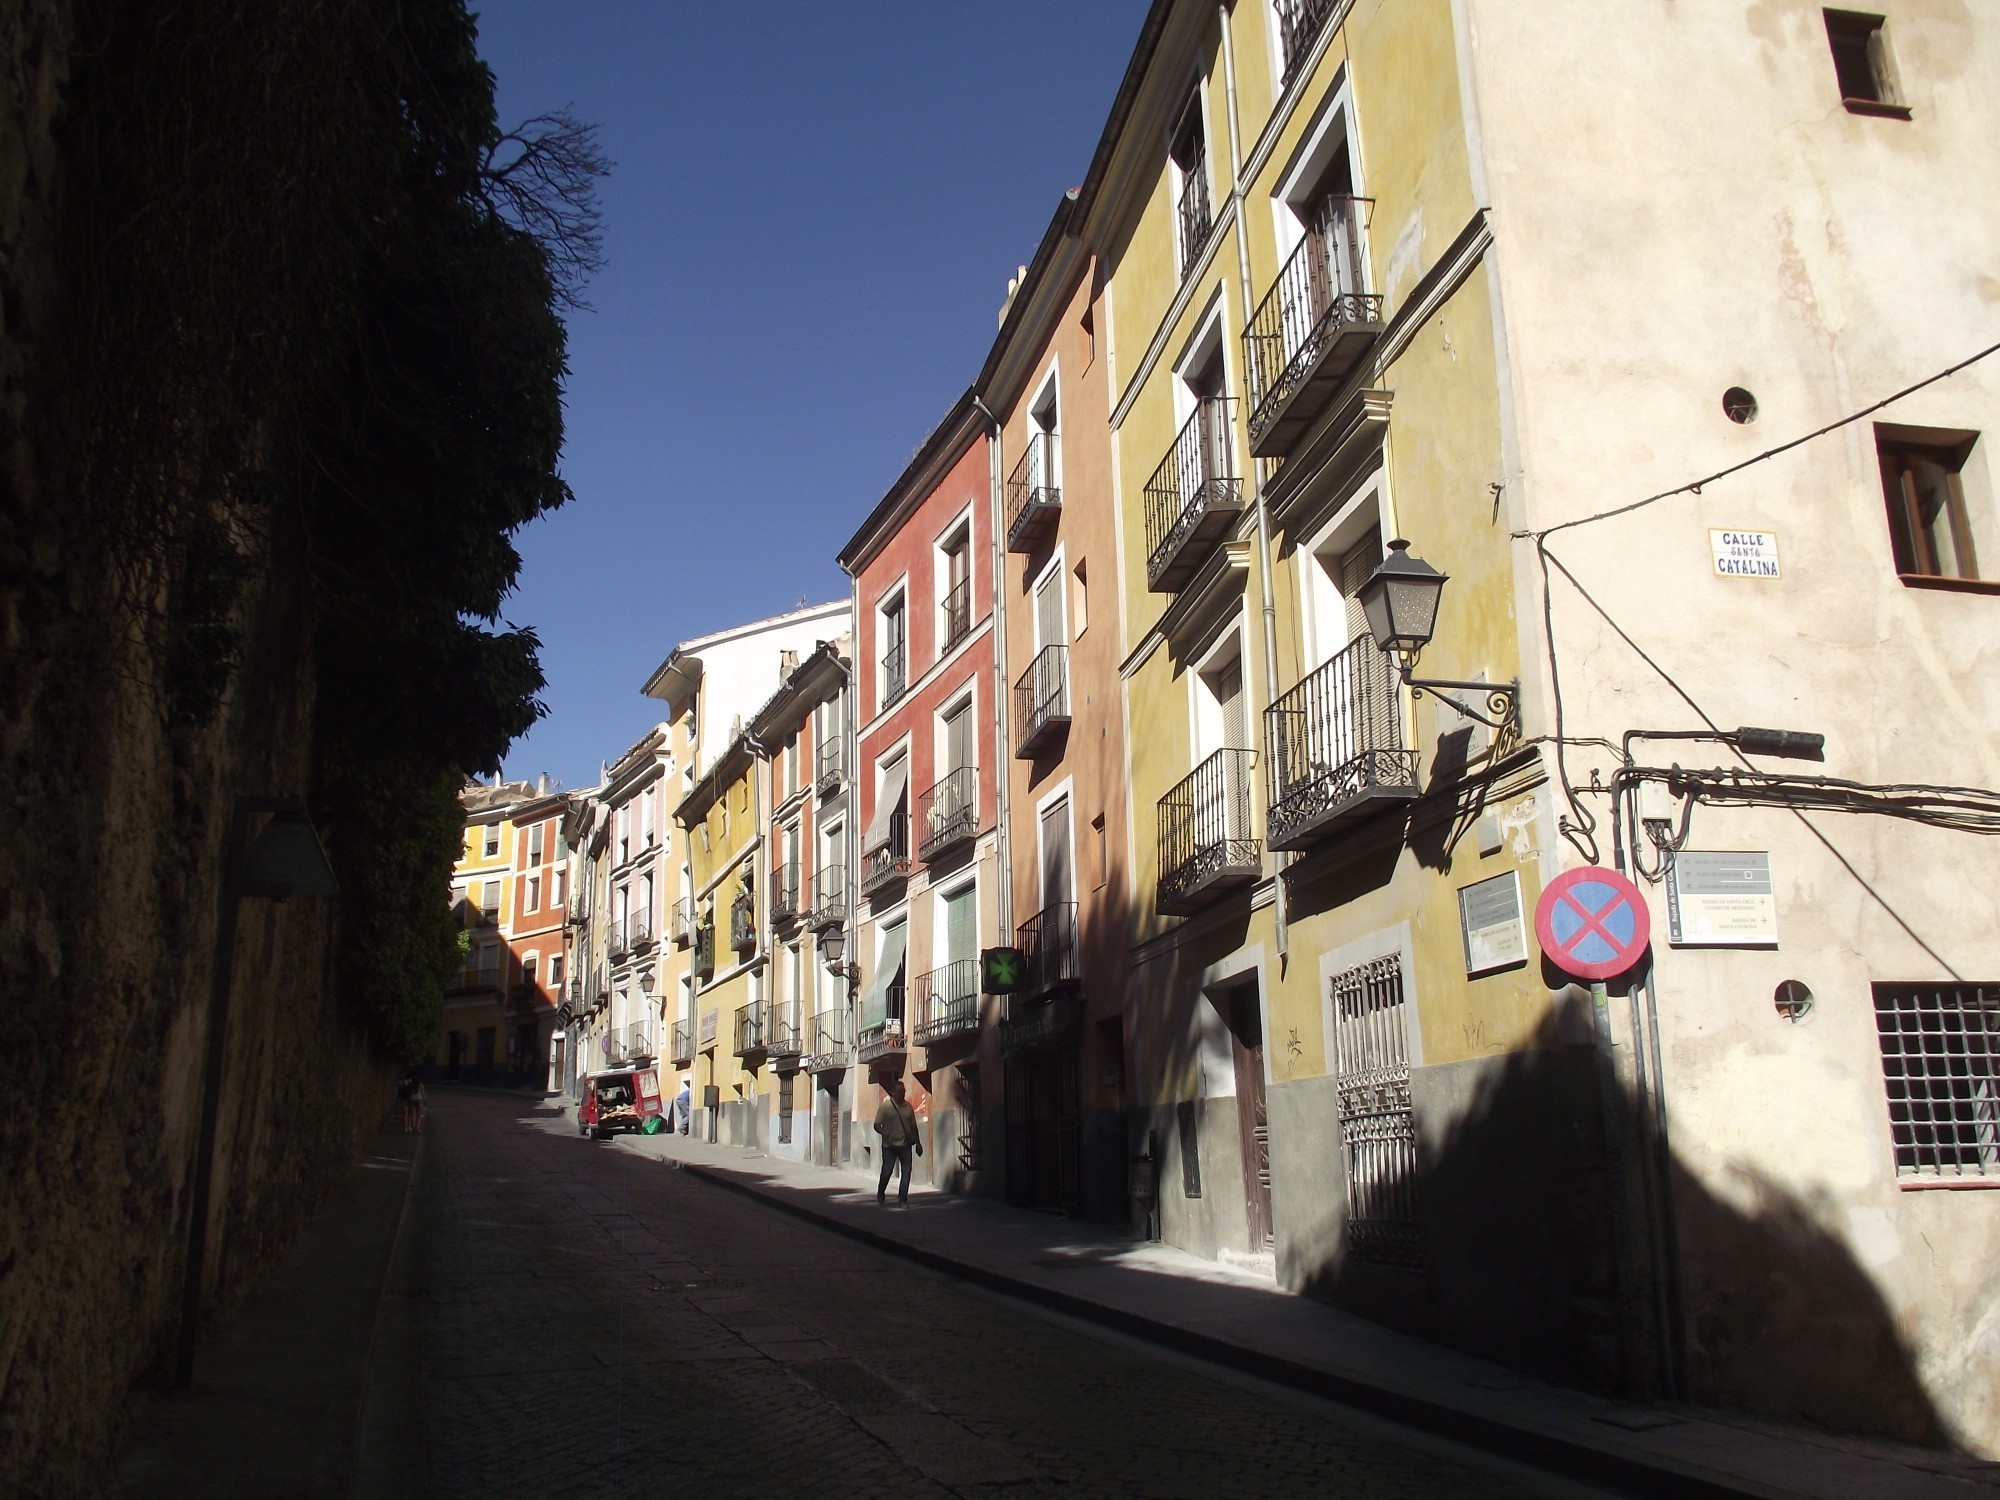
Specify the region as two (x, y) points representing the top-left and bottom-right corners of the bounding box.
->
(476, 2), (1148, 792)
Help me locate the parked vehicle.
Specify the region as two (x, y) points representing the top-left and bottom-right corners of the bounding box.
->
(578, 1067), (662, 1139)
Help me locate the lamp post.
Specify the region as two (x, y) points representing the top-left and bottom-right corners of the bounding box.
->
(175, 796), (337, 1388)
(820, 923), (860, 989)
(1356, 539), (1520, 731)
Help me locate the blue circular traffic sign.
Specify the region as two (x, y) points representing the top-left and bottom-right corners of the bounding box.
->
(1534, 866), (1651, 982)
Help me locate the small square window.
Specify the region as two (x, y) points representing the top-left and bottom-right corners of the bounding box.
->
(1876, 426), (1990, 587)
(1824, 10), (1909, 117)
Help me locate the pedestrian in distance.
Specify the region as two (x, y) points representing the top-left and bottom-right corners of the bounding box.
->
(873, 1077), (922, 1207)
(398, 1072), (419, 1133)
(410, 1073), (425, 1131)
(675, 1080), (692, 1134)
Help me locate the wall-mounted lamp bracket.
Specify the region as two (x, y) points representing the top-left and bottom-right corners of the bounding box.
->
(1401, 671), (1520, 731)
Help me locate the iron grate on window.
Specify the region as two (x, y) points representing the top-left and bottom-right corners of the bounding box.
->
(1873, 984), (1998, 1180)
(1331, 953), (1422, 1266)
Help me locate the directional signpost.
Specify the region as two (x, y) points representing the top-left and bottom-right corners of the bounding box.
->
(1533, 866), (1651, 981)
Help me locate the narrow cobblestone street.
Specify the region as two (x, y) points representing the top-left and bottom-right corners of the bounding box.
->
(385, 1093), (1604, 1499)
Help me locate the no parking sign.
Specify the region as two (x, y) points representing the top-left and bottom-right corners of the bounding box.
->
(1533, 866), (1651, 982)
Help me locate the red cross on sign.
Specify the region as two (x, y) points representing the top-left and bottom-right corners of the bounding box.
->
(1533, 866), (1652, 982)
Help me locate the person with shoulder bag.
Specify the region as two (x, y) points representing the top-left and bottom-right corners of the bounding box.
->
(873, 1077), (922, 1207)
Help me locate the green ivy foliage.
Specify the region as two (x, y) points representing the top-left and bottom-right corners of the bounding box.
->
(302, 1), (582, 1060)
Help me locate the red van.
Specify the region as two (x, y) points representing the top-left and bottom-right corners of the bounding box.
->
(577, 1067), (662, 1139)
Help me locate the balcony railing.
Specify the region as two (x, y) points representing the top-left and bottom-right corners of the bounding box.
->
(693, 924), (715, 980)
(916, 766), (978, 861)
(861, 816), (913, 899)
(807, 865), (847, 930)
(1006, 432), (1062, 552)
(1276, 0), (1339, 86)
(941, 576), (971, 654)
(768, 1008), (802, 1061)
(1243, 196), (1382, 457)
(1014, 644), (1070, 758)
(730, 895), (756, 953)
(625, 1021), (654, 1060)
(1178, 153), (1214, 273)
(1015, 900), (1079, 997)
(1144, 396), (1243, 592)
(627, 907), (655, 951)
(913, 960), (980, 1047)
(1158, 748), (1260, 916)
(857, 981), (908, 1065)
(450, 966), (501, 994)
(881, 641), (907, 709)
(806, 1008), (849, 1073)
(770, 862), (800, 927)
(1264, 632), (1417, 850)
(607, 916), (629, 959)
(670, 1020), (695, 1065)
(734, 1001), (767, 1060)
(816, 735), (845, 796)
(670, 897), (693, 947)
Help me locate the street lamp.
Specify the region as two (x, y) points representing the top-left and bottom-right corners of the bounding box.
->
(176, 797), (337, 1388)
(820, 924), (859, 987)
(1357, 539), (1520, 731)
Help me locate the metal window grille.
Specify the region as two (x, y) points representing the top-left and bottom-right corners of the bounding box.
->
(1873, 983), (1999, 1180)
(1331, 954), (1422, 1267)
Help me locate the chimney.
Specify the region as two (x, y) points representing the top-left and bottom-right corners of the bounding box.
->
(538, 773), (548, 795)
(998, 262), (1028, 329)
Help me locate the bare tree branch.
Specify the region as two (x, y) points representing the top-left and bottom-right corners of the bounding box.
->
(481, 107), (610, 309)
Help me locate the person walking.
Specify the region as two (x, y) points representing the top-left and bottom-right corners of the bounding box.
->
(873, 1077), (922, 1207)
(398, 1073), (419, 1133)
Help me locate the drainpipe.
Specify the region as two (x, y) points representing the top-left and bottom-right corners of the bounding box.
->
(845, 575), (863, 1163)
(973, 395), (1013, 935)
(1219, 6), (1289, 961)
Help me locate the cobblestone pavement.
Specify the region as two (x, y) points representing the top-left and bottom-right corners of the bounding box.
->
(402, 1092), (1609, 1500)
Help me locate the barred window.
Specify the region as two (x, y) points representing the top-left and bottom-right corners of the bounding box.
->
(1872, 983), (1998, 1182)
(1331, 953), (1422, 1266)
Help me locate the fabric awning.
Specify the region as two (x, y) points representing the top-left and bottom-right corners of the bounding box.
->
(859, 922), (908, 1034)
(861, 758), (909, 854)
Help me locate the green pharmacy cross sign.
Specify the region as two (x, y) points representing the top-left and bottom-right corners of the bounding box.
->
(981, 946), (1027, 995)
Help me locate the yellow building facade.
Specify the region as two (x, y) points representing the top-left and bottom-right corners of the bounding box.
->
(1099, 0), (1584, 1385)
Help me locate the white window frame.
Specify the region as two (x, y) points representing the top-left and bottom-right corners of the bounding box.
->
(876, 579), (910, 713)
(933, 506), (975, 659)
(1030, 544), (1069, 651)
(1167, 77), (1214, 277)
(1186, 613), (1250, 761)
(1298, 466), (1390, 670)
(1271, 74), (1364, 272)
(1028, 362), (1062, 498)
(1032, 776), (1076, 912)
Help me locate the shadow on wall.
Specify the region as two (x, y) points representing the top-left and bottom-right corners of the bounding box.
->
(1288, 998), (1949, 1449)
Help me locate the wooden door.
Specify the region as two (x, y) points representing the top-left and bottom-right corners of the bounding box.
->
(1230, 989), (1273, 1249)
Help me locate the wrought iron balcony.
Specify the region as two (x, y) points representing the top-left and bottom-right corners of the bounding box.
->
(607, 916), (629, 959)
(1013, 644), (1070, 758)
(734, 1001), (767, 1060)
(449, 965), (501, 996)
(941, 576), (971, 654)
(807, 865), (847, 930)
(881, 643), (907, 709)
(816, 736), (845, 796)
(861, 815), (913, 899)
(1264, 632), (1417, 850)
(1275, 0), (1339, 86)
(730, 893), (757, 953)
(767, 1008), (802, 1061)
(626, 907), (655, 951)
(770, 862), (800, 927)
(1145, 397), (1242, 592)
(857, 981), (908, 1065)
(1158, 748), (1261, 915)
(913, 960), (980, 1047)
(1005, 432), (1061, 553)
(916, 766), (978, 861)
(693, 924), (715, 980)
(1178, 152), (1214, 274)
(670, 1020), (695, 1065)
(1243, 196), (1383, 458)
(1014, 900), (1079, 998)
(625, 1022), (654, 1060)
(805, 1008), (849, 1074)
(668, 898), (692, 947)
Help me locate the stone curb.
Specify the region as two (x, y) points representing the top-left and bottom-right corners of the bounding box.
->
(670, 1157), (1776, 1500)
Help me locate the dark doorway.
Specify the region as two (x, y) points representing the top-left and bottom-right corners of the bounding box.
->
(1227, 986), (1273, 1249)
(1006, 1048), (1081, 1212)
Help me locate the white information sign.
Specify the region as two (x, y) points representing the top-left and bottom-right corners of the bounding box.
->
(1667, 851), (1778, 945)
(1711, 529), (1782, 580)
(1459, 870), (1527, 975)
